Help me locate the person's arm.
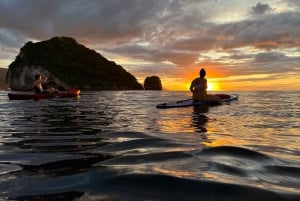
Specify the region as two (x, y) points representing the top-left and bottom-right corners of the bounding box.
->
(190, 80), (195, 92)
(41, 75), (48, 82)
(203, 79), (207, 90)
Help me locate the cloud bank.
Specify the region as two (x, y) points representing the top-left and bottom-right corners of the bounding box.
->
(0, 0), (299, 90)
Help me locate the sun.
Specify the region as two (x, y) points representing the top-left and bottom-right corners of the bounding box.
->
(207, 82), (220, 91)
(207, 83), (213, 91)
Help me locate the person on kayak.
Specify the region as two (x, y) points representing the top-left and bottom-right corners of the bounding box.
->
(190, 68), (220, 102)
(33, 74), (57, 94)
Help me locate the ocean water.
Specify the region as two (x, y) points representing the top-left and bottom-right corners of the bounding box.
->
(0, 90), (299, 201)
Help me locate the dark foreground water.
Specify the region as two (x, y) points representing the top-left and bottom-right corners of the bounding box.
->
(0, 90), (299, 201)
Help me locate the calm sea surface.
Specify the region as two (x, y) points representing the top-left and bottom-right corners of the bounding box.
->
(0, 90), (299, 201)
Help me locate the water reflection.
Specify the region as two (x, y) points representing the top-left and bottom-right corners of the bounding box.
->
(191, 105), (209, 133)
(1, 91), (300, 200)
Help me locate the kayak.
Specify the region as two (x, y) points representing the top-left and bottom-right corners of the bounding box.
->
(156, 94), (238, 109)
(8, 89), (80, 100)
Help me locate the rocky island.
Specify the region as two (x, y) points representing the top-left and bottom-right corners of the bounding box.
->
(144, 76), (162, 90)
(7, 37), (144, 91)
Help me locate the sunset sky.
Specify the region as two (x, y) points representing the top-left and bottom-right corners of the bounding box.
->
(0, 0), (300, 91)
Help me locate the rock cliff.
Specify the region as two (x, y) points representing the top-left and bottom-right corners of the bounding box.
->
(7, 37), (143, 91)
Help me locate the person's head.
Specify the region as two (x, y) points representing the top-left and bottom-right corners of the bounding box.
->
(34, 74), (42, 80)
(199, 68), (206, 78)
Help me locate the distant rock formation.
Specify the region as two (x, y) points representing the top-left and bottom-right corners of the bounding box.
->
(144, 76), (162, 90)
(0, 68), (9, 90)
(7, 37), (144, 91)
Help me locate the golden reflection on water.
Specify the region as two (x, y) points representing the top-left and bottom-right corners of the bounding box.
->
(202, 138), (242, 147)
(157, 105), (211, 134)
(154, 167), (195, 178)
(155, 97), (300, 162)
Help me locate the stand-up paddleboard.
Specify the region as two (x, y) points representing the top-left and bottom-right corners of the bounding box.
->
(156, 94), (238, 109)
